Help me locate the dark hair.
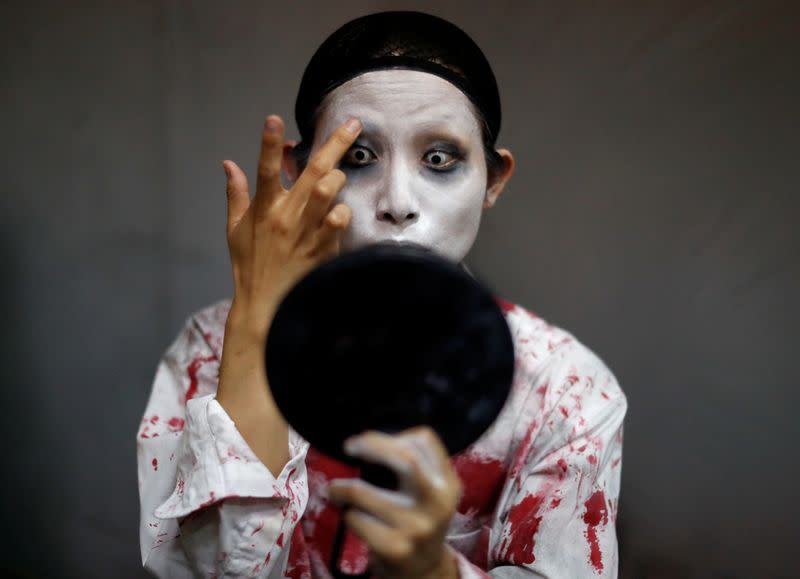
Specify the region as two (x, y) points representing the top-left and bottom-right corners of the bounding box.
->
(291, 11), (506, 179)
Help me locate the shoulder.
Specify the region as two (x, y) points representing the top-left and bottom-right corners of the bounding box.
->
(173, 298), (232, 360)
(498, 298), (627, 434)
(492, 300), (628, 482)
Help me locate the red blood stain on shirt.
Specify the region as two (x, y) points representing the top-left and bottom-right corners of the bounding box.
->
(510, 420), (540, 491)
(509, 420), (539, 491)
(341, 532), (369, 574)
(185, 355), (217, 401)
(303, 448), (359, 563)
(588, 455), (598, 465)
(251, 521), (264, 536)
(302, 449), (372, 575)
(167, 417), (185, 432)
(285, 522), (310, 579)
(276, 532), (284, 547)
(556, 458), (568, 481)
(498, 299), (539, 320)
(496, 298), (517, 314)
(149, 415), (159, 425)
(550, 497), (562, 509)
(583, 490), (608, 573)
(451, 453), (506, 516)
(536, 384), (548, 397)
(151, 458), (158, 471)
(535, 384), (549, 413)
(194, 491), (218, 511)
(501, 493), (546, 564)
(560, 406), (570, 418)
(471, 526), (491, 569)
(285, 468), (297, 490)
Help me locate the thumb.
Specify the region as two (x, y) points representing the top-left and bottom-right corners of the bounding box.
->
(223, 160), (250, 235)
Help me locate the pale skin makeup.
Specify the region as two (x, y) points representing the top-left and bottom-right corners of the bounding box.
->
(284, 69), (514, 263)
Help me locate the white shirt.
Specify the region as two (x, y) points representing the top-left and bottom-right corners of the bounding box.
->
(138, 298), (627, 578)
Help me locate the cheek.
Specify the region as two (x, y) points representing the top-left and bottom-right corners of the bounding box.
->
(334, 171), (383, 239)
(423, 168), (486, 224)
(413, 169), (485, 260)
(335, 170), (378, 211)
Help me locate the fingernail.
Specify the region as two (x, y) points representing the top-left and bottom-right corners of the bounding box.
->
(343, 437), (363, 456)
(222, 162), (231, 178)
(266, 117), (280, 134)
(344, 118), (361, 134)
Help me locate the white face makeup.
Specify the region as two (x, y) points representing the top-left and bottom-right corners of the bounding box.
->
(309, 69), (489, 262)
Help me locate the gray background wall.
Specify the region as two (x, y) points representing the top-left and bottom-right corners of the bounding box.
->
(1, 1), (798, 577)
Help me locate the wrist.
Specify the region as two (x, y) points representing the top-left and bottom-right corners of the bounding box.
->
(217, 301), (272, 407)
(226, 297), (276, 345)
(420, 546), (458, 579)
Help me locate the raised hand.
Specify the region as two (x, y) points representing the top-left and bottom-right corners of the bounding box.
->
(216, 114), (361, 475)
(223, 114), (362, 340)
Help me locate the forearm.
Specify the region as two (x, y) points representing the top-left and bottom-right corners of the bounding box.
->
(215, 301), (289, 476)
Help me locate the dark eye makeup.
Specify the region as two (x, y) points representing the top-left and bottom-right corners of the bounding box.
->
(339, 142), (464, 172)
(423, 145), (464, 171)
(340, 145), (376, 167)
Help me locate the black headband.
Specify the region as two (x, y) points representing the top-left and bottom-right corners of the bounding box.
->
(294, 11), (502, 147)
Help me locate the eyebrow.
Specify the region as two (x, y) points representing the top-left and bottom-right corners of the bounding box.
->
(414, 123), (473, 150)
(356, 120), (473, 149)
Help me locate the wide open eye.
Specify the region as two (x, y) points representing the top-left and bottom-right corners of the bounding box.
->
(423, 149), (460, 171)
(341, 145), (376, 167)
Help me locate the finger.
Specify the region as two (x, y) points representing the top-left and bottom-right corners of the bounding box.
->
(254, 115), (285, 210)
(342, 509), (413, 564)
(344, 431), (432, 495)
(303, 169), (346, 227)
(394, 427), (459, 506)
(329, 479), (416, 526)
(287, 117), (361, 214)
(396, 427), (452, 479)
(224, 160), (250, 235)
(345, 431), (450, 504)
(313, 203), (351, 252)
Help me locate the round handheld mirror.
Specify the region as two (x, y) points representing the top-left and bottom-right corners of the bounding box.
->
(265, 242), (515, 463)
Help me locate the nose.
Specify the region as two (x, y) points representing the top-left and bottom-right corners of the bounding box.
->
(375, 167), (419, 227)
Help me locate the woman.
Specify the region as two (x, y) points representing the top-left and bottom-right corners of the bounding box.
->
(138, 11), (627, 578)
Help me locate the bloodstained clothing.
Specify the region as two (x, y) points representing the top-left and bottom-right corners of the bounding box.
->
(138, 298), (627, 578)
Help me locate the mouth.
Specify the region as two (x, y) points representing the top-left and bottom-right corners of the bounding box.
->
(346, 232), (433, 252)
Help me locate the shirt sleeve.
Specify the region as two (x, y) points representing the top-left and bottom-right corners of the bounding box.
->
(484, 342), (627, 578)
(137, 314), (310, 578)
